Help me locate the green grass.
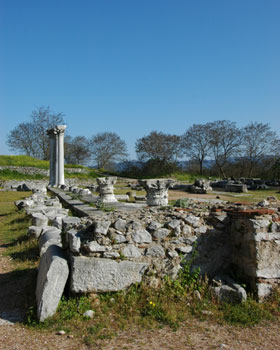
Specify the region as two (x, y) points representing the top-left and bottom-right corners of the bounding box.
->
(65, 169), (100, 179)
(64, 163), (87, 169)
(0, 169), (46, 181)
(0, 191), (39, 269)
(0, 155), (49, 168)
(0, 155), (88, 170)
(168, 172), (208, 183)
(227, 189), (280, 203)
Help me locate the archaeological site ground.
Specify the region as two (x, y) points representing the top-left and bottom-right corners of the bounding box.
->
(0, 152), (280, 350)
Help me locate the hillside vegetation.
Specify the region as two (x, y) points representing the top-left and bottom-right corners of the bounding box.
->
(0, 155), (102, 181)
(0, 155), (88, 169)
(0, 155), (49, 169)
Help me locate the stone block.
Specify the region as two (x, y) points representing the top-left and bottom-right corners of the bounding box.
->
(62, 216), (81, 231)
(121, 244), (142, 258)
(131, 229), (152, 243)
(152, 228), (170, 240)
(32, 213), (49, 227)
(225, 183), (248, 193)
(67, 229), (81, 253)
(36, 245), (69, 322)
(94, 220), (111, 235)
(38, 228), (62, 256)
(27, 225), (43, 239)
(70, 256), (148, 293)
(213, 284), (247, 304)
(114, 219), (127, 232)
(145, 244), (165, 257)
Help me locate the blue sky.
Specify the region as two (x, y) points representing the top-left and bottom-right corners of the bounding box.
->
(1, 0), (280, 159)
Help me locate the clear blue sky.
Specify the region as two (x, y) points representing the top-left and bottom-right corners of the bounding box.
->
(1, 0), (280, 159)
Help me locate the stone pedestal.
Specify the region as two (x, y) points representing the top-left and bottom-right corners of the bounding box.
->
(138, 179), (174, 206)
(47, 125), (66, 187)
(189, 179), (212, 194)
(96, 177), (118, 203)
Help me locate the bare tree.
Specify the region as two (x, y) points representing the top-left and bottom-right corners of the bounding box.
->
(88, 132), (128, 169)
(136, 131), (182, 163)
(240, 122), (280, 177)
(65, 136), (91, 165)
(181, 123), (212, 174)
(208, 120), (241, 178)
(6, 122), (37, 157)
(7, 106), (65, 159)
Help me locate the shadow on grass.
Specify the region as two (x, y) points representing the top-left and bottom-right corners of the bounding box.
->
(10, 245), (39, 262)
(0, 267), (37, 323)
(9, 216), (31, 225)
(0, 234), (33, 248)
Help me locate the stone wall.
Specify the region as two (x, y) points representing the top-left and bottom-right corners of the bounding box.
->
(228, 209), (280, 299)
(0, 165), (89, 177)
(0, 166), (49, 176)
(12, 183), (280, 320)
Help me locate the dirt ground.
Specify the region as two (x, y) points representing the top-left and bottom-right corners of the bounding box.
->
(1, 242), (280, 350)
(168, 189), (231, 201)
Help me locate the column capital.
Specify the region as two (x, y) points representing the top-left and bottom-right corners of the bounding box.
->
(55, 125), (67, 134)
(46, 125), (66, 136)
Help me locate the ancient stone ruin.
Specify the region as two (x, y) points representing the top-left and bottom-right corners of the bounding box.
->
(5, 128), (280, 322)
(138, 179), (174, 206)
(47, 125), (66, 187)
(10, 180), (280, 322)
(96, 177), (118, 203)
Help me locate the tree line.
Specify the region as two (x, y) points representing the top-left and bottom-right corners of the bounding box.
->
(6, 106), (280, 179)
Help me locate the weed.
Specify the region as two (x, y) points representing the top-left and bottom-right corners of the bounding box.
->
(221, 299), (272, 326)
(174, 198), (190, 208)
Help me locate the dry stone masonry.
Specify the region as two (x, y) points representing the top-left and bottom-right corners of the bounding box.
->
(11, 178), (280, 321)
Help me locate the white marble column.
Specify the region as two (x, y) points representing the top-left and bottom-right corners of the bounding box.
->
(57, 125), (66, 186)
(47, 125), (66, 187)
(47, 129), (57, 186)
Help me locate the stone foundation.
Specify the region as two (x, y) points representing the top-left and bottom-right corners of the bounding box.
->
(13, 185), (280, 320)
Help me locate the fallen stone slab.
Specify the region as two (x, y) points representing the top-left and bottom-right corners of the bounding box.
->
(26, 205), (49, 215)
(70, 256), (149, 293)
(38, 228), (62, 256)
(36, 245), (69, 322)
(225, 183), (248, 193)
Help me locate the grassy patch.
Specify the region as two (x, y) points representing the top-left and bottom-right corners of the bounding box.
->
(0, 169), (46, 181)
(169, 172), (207, 183)
(220, 299), (273, 326)
(65, 169), (100, 179)
(0, 191), (39, 269)
(228, 189), (280, 203)
(0, 155), (49, 168)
